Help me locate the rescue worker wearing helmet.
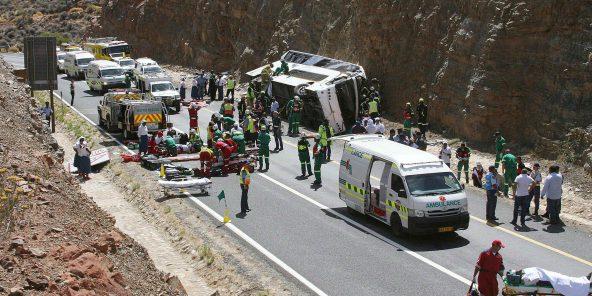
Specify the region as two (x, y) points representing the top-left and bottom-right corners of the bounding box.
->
(312, 135), (325, 185)
(257, 125), (271, 171)
(287, 95), (302, 136)
(318, 119), (334, 162)
(416, 98), (428, 136)
(297, 133), (313, 177)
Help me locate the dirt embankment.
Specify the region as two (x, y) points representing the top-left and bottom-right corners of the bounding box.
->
(0, 60), (183, 294)
(100, 0), (592, 150)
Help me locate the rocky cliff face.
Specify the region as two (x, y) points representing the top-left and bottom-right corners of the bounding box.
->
(100, 0), (592, 149)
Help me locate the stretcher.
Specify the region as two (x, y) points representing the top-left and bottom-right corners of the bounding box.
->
(158, 177), (212, 197)
(502, 269), (592, 296)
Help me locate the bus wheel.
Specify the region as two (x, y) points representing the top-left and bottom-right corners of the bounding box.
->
(390, 213), (406, 237)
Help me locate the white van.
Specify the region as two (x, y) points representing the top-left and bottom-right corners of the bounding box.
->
(113, 57), (135, 74)
(336, 135), (469, 236)
(85, 60), (127, 93)
(133, 57), (158, 80)
(64, 51), (95, 79)
(56, 51), (67, 73)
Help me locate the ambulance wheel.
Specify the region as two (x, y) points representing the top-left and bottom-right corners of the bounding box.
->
(390, 213), (406, 237)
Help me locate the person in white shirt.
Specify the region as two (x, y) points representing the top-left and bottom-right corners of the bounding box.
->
(270, 97), (280, 114)
(541, 165), (563, 224)
(216, 75), (226, 101)
(528, 163), (543, 216)
(439, 142), (452, 167)
(374, 118), (385, 134)
(137, 120), (149, 156)
(512, 169), (535, 226)
(365, 118), (376, 134)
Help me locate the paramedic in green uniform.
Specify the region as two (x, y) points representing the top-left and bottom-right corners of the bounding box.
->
(257, 125), (271, 171)
(501, 149), (517, 196)
(297, 133), (313, 177)
(231, 129), (246, 154)
(494, 131), (506, 168)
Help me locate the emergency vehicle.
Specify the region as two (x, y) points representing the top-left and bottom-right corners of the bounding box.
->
(142, 78), (181, 113)
(113, 57), (135, 74)
(97, 89), (168, 139)
(132, 57), (159, 81)
(245, 50), (367, 134)
(64, 51), (95, 79)
(335, 135), (470, 236)
(84, 37), (131, 60)
(85, 60), (126, 93)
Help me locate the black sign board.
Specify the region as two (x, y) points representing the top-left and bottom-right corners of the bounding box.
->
(24, 36), (57, 90)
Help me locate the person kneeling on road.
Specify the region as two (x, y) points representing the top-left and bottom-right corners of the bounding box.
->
(164, 135), (177, 157)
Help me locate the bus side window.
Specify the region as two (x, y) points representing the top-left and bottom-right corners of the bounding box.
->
(391, 174), (407, 198)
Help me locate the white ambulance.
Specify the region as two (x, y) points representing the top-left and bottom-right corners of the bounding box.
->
(335, 135), (470, 236)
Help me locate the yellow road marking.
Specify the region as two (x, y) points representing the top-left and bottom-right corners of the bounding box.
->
(470, 215), (592, 267)
(199, 105), (592, 267)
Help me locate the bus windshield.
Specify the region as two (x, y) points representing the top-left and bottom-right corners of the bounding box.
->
(405, 172), (463, 196)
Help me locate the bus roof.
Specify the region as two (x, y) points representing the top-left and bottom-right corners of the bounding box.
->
(346, 136), (442, 167)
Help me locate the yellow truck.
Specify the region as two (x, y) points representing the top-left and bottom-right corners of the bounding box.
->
(84, 37), (131, 61)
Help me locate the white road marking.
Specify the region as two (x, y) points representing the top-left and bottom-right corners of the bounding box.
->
(185, 193), (329, 296)
(258, 173), (473, 286)
(49, 96), (328, 295)
(52, 91), (134, 154)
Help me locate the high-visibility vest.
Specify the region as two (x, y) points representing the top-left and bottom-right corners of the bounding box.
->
(227, 79), (235, 89)
(239, 168), (251, 185)
(369, 100), (378, 113)
(223, 103), (233, 115)
(319, 125), (328, 146)
(246, 117), (255, 132)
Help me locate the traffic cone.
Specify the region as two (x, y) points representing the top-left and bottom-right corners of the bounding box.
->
(160, 164), (165, 178)
(223, 208), (231, 223)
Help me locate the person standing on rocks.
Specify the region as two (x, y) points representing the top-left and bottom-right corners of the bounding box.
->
(403, 102), (413, 137)
(40, 101), (53, 126)
(439, 141), (452, 167)
(416, 98), (428, 136)
(494, 132), (506, 168)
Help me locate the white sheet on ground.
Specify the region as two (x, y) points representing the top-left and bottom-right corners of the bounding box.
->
(158, 178), (211, 188)
(522, 267), (590, 296)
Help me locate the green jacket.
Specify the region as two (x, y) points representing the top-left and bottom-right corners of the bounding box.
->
(232, 131), (246, 154)
(258, 131), (271, 150)
(502, 153), (517, 170)
(297, 138), (310, 160)
(495, 136), (506, 152)
(164, 136), (176, 149)
(286, 99), (294, 116)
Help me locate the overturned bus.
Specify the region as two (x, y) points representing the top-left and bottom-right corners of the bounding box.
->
(245, 50), (366, 134)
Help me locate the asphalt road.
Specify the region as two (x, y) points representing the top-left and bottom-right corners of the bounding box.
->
(3, 52), (591, 296)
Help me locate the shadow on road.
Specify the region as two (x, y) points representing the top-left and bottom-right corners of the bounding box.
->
(323, 207), (470, 252)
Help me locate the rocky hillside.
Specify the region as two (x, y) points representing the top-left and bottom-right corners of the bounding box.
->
(0, 60), (183, 294)
(0, 0), (101, 50)
(101, 0), (592, 150)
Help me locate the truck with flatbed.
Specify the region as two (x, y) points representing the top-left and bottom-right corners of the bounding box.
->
(97, 89), (168, 139)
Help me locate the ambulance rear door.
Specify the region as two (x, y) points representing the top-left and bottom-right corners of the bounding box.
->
(338, 142), (372, 214)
